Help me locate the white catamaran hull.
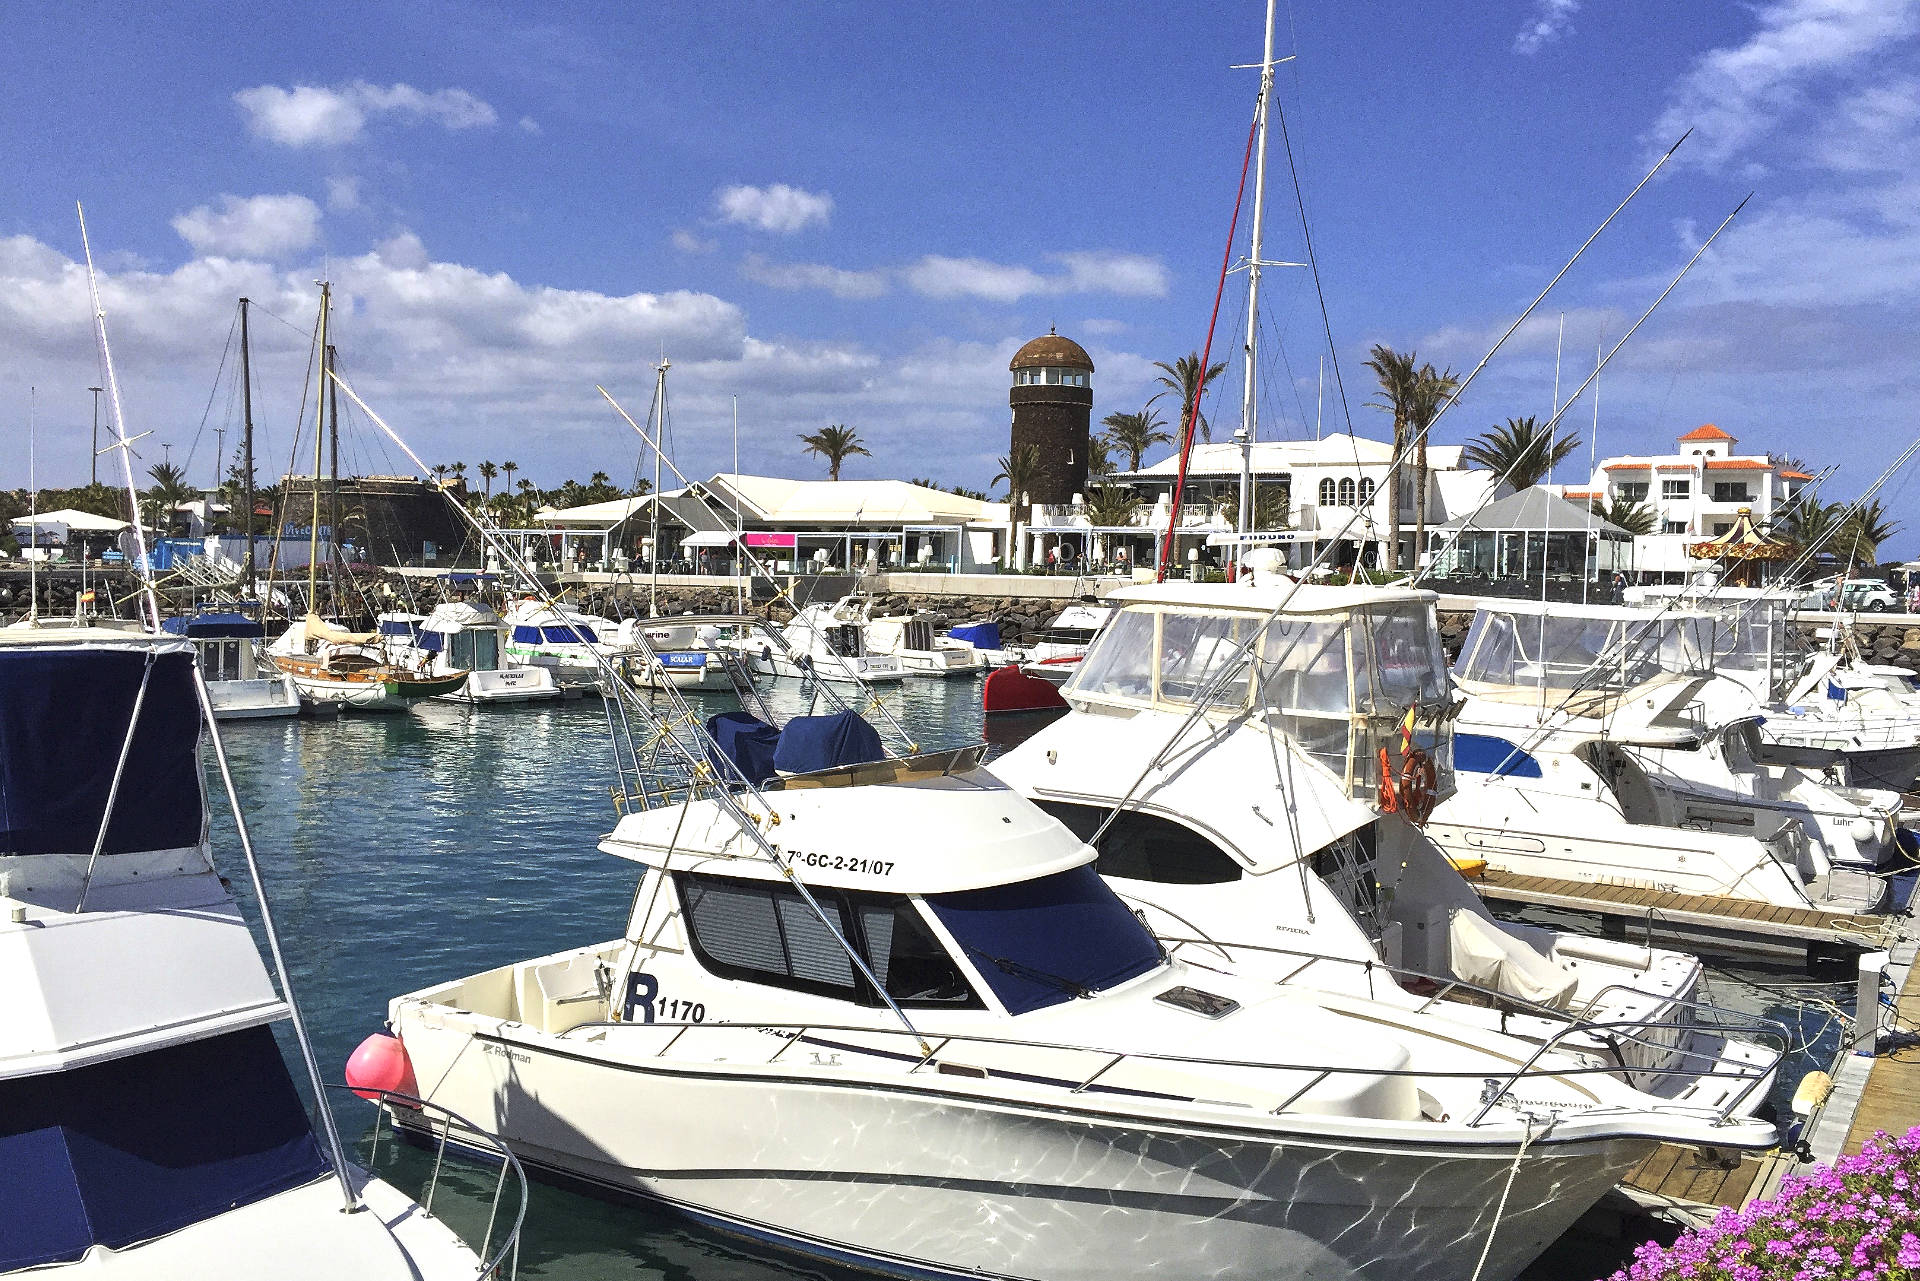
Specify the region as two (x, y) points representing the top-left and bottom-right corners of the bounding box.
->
(395, 1009), (1643, 1281)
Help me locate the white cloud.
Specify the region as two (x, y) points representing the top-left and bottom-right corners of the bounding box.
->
(739, 252), (889, 299)
(518, 116), (542, 135)
(325, 175), (362, 212)
(670, 228), (717, 254)
(904, 252), (1170, 302)
(1648, 0), (1920, 170)
(905, 255), (1049, 302)
(713, 183), (833, 234)
(1080, 318), (1129, 336)
(1513, 0), (1579, 55)
(170, 194), (322, 258)
(234, 81), (499, 148)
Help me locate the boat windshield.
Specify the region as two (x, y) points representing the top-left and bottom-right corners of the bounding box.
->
(1455, 609), (1713, 692)
(925, 866), (1162, 1015)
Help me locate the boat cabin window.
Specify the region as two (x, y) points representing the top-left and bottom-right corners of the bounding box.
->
(544, 624), (596, 645)
(1455, 609), (1712, 692)
(379, 618), (421, 640)
(441, 628), (500, 671)
(676, 872), (981, 1008)
(1036, 800), (1243, 884)
(1157, 612), (1256, 707)
(925, 866), (1163, 1015)
(1070, 608), (1156, 699)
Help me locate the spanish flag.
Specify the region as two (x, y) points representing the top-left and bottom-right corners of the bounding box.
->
(77, 590), (95, 604)
(1398, 703), (1418, 752)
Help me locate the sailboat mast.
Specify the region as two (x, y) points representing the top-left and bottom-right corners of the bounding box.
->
(648, 358), (668, 617)
(239, 297), (256, 588)
(306, 284), (328, 617)
(732, 393), (743, 614)
(1234, 0), (1278, 576)
(327, 343), (341, 583)
(26, 388), (36, 622)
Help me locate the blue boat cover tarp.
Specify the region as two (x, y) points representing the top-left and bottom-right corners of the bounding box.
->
(161, 612), (264, 640)
(705, 711), (781, 786)
(771, 711), (885, 776)
(417, 631), (445, 652)
(140, 539), (206, 572)
(0, 1024), (329, 1271)
(948, 622), (1002, 651)
(0, 646), (203, 856)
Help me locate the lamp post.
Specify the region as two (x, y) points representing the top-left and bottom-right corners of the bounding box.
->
(87, 386), (103, 485)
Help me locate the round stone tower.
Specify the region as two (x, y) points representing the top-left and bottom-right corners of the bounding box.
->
(1009, 329), (1094, 507)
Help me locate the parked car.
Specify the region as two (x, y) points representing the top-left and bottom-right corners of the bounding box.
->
(1798, 577), (1900, 611)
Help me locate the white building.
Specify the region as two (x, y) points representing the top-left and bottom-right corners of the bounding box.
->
(1029, 433), (1504, 571)
(1564, 425), (1813, 577)
(525, 474), (1010, 574)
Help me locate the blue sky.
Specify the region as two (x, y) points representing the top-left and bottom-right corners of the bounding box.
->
(4, 1), (1918, 547)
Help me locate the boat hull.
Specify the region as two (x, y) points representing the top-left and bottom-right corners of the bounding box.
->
(395, 1015), (1646, 1281)
(205, 675), (303, 720)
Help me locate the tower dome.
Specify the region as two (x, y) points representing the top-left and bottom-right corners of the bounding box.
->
(1008, 328), (1093, 509)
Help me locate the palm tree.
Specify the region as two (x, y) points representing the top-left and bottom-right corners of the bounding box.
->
(432, 463), (449, 486)
(1406, 364), (1460, 570)
(1082, 483), (1142, 530)
(993, 445), (1041, 569)
(145, 461), (194, 534)
(1218, 485), (1291, 533)
(1087, 433), (1116, 479)
(1101, 407), (1172, 471)
(501, 460), (518, 499)
(1461, 416), (1583, 491)
(1840, 498), (1900, 566)
(1777, 497), (1841, 553)
(478, 460), (498, 503)
(1591, 496), (1656, 536)
(448, 461), (468, 484)
(1151, 353), (1229, 445)
(516, 477), (538, 522)
(1364, 346), (1422, 570)
(798, 424), (871, 481)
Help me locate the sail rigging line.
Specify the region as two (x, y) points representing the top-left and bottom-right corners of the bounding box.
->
(78, 206), (362, 1212)
(327, 370), (936, 1056)
(262, 305), (323, 617)
(1157, 103), (1261, 582)
(1080, 159), (1714, 846)
(596, 385), (924, 754)
(178, 305), (241, 482)
(1270, 67), (1356, 443)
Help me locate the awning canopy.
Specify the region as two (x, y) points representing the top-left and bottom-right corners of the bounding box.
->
(10, 509), (131, 534)
(680, 530), (741, 548)
(1438, 486), (1632, 539)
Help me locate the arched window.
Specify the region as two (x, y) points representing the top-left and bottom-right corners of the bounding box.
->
(1338, 478), (1357, 506)
(1358, 478), (1376, 503)
(1318, 478), (1336, 506)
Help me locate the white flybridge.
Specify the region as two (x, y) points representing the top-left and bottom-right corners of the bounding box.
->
(0, 629), (523, 1279)
(837, 594), (986, 678)
(1428, 600), (1901, 916)
(398, 602), (561, 704)
(501, 599), (624, 692)
(384, 733), (1774, 1281)
(991, 580), (1781, 1112)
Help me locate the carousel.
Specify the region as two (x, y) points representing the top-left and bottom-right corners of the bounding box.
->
(1686, 506), (1796, 586)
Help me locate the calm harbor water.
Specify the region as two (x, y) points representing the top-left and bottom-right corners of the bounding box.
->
(204, 676), (1853, 1281)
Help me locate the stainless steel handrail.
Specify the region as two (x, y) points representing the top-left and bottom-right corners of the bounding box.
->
(327, 1084), (529, 1280)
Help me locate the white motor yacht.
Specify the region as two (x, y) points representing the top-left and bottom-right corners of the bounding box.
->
(739, 599), (905, 683)
(501, 599), (620, 692)
(0, 628), (521, 1279)
(159, 611), (300, 719)
(608, 616), (736, 692)
(847, 597), (986, 678)
(408, 602), (560, 704)
(991, 581), (1782, 1110)
(382, 734), (1772, 1281)
(1429, 601), (1898, 916)
(1019, 600), (1113, 685)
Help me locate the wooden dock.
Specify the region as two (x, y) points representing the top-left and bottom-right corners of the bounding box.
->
(1618, 931), (1920, 1224)
(1468, 866), (1904, 955)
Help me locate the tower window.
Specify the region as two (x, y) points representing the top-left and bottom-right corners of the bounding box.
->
(1318, 478), (1335, 506)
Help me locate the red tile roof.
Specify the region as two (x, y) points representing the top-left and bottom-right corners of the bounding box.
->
(1779, 469), (1813, 481)
(1677, 424), (1734, 441)
(1704, 458), (1769, 470)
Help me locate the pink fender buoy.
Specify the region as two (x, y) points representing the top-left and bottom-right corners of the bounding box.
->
(345, 1032), (418, 1103)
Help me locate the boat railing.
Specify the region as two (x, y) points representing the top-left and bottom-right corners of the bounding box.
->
(1150, 932), (1790, 1072)
(565, 1010), (1781, 1129)
(327, 1085), (529, 1280)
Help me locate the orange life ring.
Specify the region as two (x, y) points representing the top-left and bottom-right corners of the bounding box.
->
(1398, 749), (1439, 826)
(1377, 746), (1398, 813)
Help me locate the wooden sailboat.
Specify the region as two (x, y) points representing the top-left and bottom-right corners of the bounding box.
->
(269, 283), (468, 710)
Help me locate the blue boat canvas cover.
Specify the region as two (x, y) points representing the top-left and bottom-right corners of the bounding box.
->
(0, 644), (204, 857)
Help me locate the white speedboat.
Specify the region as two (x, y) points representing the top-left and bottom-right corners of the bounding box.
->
(850, 599), (985, 678)
(160, 610), (300, 719)
(407, 602), (560, 704)
(1018, 601), (1113, 686)
(0, 628), (520, 1279)
(608, 617), (736, 692)
(991, 581), (1782, 1109)
(382, 734), (1772, 1281)
(738, 600), (905, 683)
(1429, 601), (1896, 915)
(943, 620), (1030, 668)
